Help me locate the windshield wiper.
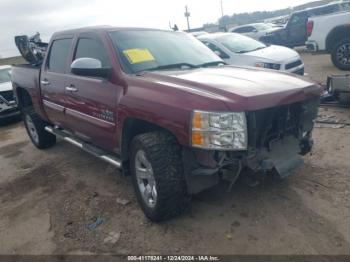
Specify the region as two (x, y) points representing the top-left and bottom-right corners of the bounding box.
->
(145, 63), (199, 72)
(197, 61), (227, 67)
(237, 46), (267, 54)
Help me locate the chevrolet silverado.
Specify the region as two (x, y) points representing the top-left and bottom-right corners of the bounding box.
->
(11, 27), (321, 221)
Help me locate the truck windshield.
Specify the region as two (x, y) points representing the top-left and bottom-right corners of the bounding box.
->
(109, 30), (221, 74)
(216, 34), (266, 54)
(0, 68), (11, 84)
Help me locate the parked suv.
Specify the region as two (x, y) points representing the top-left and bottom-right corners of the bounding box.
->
(0, 65), (19, 120)
(11, 27), (321, 221)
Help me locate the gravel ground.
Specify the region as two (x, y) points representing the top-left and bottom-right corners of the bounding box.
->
(0, 52), (350, 255)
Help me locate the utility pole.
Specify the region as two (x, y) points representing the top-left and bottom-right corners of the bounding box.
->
(220, 0), (224, 18)
(184, 6), (191, 31)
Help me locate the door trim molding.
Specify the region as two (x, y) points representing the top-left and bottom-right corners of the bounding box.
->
(65, 107), (116, 128)
(43, 99), (115, 128)
(43, 99), (64, 113)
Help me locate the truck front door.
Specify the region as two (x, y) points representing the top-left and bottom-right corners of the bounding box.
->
(62, 33), (122, 152)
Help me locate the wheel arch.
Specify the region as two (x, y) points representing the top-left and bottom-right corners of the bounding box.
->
(326, 25), (350, 52)
(120, 117), (182, 162)
(15, 86), (33, 110)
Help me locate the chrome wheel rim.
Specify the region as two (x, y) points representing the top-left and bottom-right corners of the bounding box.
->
(25, 115), (39, 144)
(336, 43), (350, 66)
(135, 150), (157, 208)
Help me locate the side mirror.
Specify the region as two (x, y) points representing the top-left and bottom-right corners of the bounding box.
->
(71, 58), (111, 78)
(252, 29), (258, 33)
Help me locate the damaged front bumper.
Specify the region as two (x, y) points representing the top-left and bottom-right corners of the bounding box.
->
(184, 98), (319, 194)
(0, 94), (20, 119)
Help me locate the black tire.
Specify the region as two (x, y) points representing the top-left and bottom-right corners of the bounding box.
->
(331, 38), (350, 70)
(130, 131), (189, 221)
(23, 107), (56, 149)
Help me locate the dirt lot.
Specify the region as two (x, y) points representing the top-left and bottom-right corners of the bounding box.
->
(1, 52), (350, 255)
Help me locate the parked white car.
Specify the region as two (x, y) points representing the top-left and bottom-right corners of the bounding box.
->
(198, 33), (304, 75)
(0, 65), (19, 119)
(230, 23), (282, 41)
(306, 11), (350, 70)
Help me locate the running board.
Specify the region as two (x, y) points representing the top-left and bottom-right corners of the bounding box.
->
(44, 126), (122, 168)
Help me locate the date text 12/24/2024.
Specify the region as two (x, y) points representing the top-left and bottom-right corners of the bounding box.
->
(127, 256), (220, 261)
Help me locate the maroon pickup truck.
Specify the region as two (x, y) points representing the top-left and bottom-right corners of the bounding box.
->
(11, 26), (321, 221)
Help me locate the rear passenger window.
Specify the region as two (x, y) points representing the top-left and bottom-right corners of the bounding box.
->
(74, 38), (109, 67)
(48, 39), (72, 74)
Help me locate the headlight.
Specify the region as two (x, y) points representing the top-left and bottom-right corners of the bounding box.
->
(255, 62), (281, 70)
(191, 110), (247, 150)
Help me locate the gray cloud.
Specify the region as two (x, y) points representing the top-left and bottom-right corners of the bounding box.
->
(0, 0), (311, 58)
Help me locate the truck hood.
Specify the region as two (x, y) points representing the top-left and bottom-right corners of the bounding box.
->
(244, 45), (300, 63)
(0, 81), (12, 92)
(140, 66), (320, 111)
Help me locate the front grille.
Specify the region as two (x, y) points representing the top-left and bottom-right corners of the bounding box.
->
(0, 91), (14, 102)
(247, 102), (303, 149)
(286, 60), (302, 70)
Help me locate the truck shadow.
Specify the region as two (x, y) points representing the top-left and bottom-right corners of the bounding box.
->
(0, 115), (22, 128)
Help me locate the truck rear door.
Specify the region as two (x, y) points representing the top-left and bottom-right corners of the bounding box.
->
(41, 37), (74, 126)
(60, 32), (120, 151)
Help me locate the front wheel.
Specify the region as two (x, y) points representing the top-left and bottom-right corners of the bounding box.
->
(331, 38), (350, 70)
(130, 132), (189, 221)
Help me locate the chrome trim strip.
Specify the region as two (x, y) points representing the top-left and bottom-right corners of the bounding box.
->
(100, 155), (122, 168)
(65, 107), (115, 127)
(42, 99), (115, 127)
(65, 137), (83, 148)
(43, 99), (64, 112)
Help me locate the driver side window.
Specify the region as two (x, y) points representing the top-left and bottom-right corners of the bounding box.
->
(74, 38), (110, 67)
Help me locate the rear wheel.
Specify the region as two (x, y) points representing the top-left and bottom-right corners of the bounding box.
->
(130, 132), (189, 221)
(331, 38), (350, 70)
(23, 107), (56, 149)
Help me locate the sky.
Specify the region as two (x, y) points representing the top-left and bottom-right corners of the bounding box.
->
(0, 0), (312, 58)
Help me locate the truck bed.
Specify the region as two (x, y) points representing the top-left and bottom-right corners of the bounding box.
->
(11, 64), (41, 93)
(11, 64), (44, 118)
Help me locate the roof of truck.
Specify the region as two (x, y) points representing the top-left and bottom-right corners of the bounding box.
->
(53, 26), (170, 37)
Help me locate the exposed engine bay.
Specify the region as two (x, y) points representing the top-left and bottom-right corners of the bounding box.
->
(184, 97), (319, 194)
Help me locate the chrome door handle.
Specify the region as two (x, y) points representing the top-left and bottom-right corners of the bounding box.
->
(41, 80), (50, 86)
(65, 86), (78, 92)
